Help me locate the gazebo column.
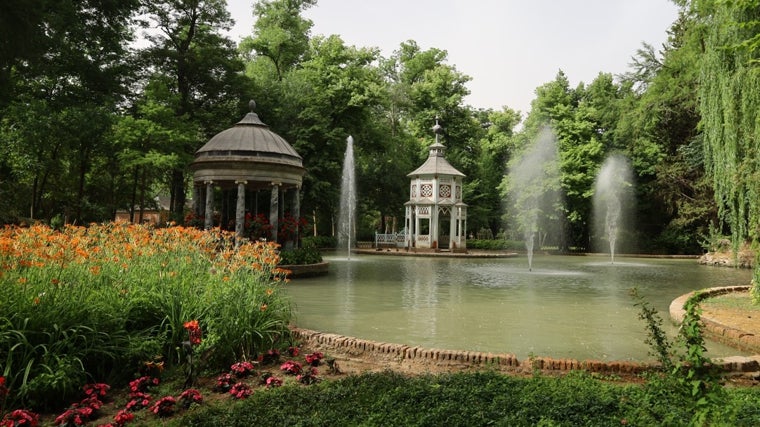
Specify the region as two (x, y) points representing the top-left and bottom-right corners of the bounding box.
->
(431, 207), (439, 249)
(204, 180), (214, 230)
(269, 182), (281, 242)
(449, 211), (457, 249)
(414, 207), (421, 248)
(292, 187), (301, 247)
(193, 186), (202, 217)
(235, 181), (247, 241)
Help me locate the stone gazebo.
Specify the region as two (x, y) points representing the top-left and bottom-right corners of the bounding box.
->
(404, 119), (467, 252)
(190, 101), (305, 243)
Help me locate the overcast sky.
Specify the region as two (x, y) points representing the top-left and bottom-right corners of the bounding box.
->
(225, 0), (680, 116)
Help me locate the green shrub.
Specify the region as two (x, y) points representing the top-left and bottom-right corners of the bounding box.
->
(279, 245), (323, 265)
(466, 239), (524, 251)
(301, 235), (336, 249)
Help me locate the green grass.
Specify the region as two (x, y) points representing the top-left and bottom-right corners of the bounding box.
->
(701, 293), (760, 311)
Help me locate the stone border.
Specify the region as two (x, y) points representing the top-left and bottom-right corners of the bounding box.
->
(291, 328), (651, 377)
(292, 319), (760, 377)
(670, 285), (760, 354)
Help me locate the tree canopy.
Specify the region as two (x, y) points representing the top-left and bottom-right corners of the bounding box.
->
(1, 0), (759, 291)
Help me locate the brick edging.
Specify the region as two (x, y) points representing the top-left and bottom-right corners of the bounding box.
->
(669, 285), (760, 354)
(290, 328), (651, 376)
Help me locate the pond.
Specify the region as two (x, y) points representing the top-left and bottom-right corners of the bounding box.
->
(285, 254), (752, 361)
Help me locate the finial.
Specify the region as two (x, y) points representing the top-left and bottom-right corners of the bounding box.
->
(432, 116), (443, 135)
(248, 99), (256, 112)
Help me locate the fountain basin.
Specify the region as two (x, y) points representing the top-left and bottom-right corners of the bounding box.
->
(285, 254), (753, 362)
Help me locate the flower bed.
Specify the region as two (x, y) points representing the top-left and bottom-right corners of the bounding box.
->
(0, 222), (294, 412)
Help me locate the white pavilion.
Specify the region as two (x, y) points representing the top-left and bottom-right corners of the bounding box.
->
(404, 119), (467, 252)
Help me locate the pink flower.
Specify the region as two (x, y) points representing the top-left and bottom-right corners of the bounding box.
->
(265, 376), (283, 388)
(230, 361), (256, 377)
(305, 351), (324, 366)
(280, 360), (303, 375)
(229, 382), (252, 399)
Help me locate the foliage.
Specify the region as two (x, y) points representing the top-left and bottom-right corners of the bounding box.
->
(138, 0), (252, 219)
(632, 289), (726, 425)
(696, 0), (760, 297)
(164, 369), (760, 426)
(301, 235), (336, 249)
(0, 223), (292, 410)
(278, 243), (323, 266)
(465, 239), (524, 251)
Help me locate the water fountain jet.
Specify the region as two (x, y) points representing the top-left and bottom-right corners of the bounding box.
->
(593, 154), (633, 263)
(338, 136), (356, 260)
(507, 127), (562, 271)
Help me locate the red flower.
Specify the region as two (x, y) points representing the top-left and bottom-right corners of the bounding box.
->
(129, 376), (159, 393)
(2, 409), (40, 427)
(265, 376), (283, 388)
(229, 382), (252, 399)
(287, 346), (300, 357)
(150, 396), (176, 417)
(83, 382), (110, 399)
(79, 395), (103, 410)
(215, 373), (234, 393)
(178, 388), (203, 408)
(230, 361), (256, 378)
(125, 392), (152, 412)
(112, 409), (134, 426)
(0, 376), (8, 399)
(305, 351), (324, 366)
(280, 360), (303, 375)
(183, 320), (202, 346)
(54, 407), (91, 426)
(297, 367), (320, 385)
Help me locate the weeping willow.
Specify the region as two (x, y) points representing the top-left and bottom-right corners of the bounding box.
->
(697, 0), (760, 300)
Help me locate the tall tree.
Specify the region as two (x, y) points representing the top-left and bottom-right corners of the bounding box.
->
(617, 7), (711, 253)
(0, 0), (140, 223)
(139, 0), (250, 220)
(239, 0), (316, 81)
(694, 0), (760, 293)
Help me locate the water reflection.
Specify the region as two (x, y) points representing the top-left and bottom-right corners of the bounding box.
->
(286, 254), (752, 361)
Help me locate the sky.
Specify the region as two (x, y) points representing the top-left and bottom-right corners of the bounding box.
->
(225, 0), (680, 116)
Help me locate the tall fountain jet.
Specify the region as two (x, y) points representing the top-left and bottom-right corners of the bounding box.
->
(338, 136), (356, 260)
(593, 154), (633, 264)
(507, 127), (561, 271)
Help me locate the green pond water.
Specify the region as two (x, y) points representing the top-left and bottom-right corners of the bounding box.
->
(285, 254), (753, 362)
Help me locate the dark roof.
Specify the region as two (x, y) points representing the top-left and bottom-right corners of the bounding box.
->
(194, 101), (303, 168)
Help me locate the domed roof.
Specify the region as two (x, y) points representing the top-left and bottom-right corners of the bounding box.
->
(194, 101), (303, 168)
(191, 101), (305, 188)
